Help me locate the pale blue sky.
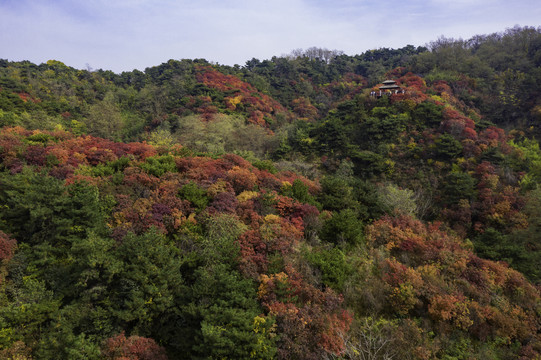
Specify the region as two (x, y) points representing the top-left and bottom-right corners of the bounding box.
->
(1, 0), (540, 73)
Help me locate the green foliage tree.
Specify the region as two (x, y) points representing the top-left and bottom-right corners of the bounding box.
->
(318, 175), (357, 211)
(412, 101), (443, 127)
(84, 92), (124, 140)
(280, 179), (319, 207)
(501, 187), (541, 283)
(304, 245), (353, 291)
(473, 227), (533, 280)
(178, 181), (209, 213)
(441, 171), (476, 206)
(320, 208), (364, 245)
(358, 107), (408, 147)
(181, 264), (276, 359)
(0, 275), (60, 353)
(140, 155), (176, 177)
(377, 183), (418, 217)
(201, 213), (247, 267)
(0, 169), (105, 248)
(435, 133), (463, 160)
(107, 229), (184, 334)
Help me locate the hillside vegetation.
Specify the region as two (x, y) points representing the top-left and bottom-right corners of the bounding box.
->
(1, 25), (541, 359)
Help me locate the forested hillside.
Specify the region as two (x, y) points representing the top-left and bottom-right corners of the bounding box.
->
(1, 25), (541, 359)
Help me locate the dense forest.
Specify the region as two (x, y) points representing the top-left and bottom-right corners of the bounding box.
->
(1, 25), (541, 359)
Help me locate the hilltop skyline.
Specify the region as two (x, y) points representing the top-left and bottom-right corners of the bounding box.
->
(1, 0), (540, 73)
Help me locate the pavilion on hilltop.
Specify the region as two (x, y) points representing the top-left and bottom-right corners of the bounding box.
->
(370, 80), (405, 97)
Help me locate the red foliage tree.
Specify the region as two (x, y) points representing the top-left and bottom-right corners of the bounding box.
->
(366, 214), (541, 348)
(0, 231), (16, 262)
(226, 166), (258, 194)
(292, 97), (319, 120)
(194, 65), (289, 127)
(258, 267), (352, 359)
(102, 332), (168, 360)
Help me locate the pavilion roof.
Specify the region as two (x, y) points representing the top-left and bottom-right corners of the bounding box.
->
(379, 84), (400, 89)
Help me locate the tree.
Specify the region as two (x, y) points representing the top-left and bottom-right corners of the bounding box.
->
(441, 171), (476, 206)
(102, 332), (168, 360)
(320, 209), (364, 245)
(411, 101), (443, 128)
(108, 229), (184, 334)
(0, 231), (16, 262)
(434, 133), (463, 160)
(503, 187), (541, 283)
(338, 317), (400, 360)
(318, 175), (357, 211)
(0, 169), (106, 249)
(378, 184), (416, 216)
(84, 92), (124, 140)
(177, 264), (276, 359)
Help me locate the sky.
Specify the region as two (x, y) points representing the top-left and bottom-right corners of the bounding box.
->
(1, 0), (540, 73)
